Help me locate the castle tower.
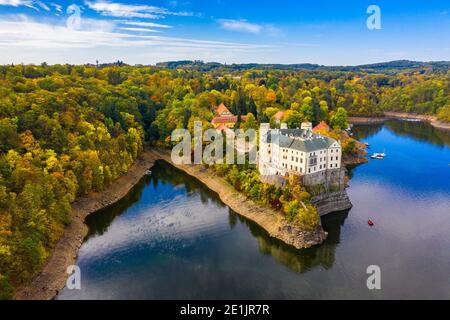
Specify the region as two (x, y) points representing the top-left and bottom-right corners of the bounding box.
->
(301, 122), (313, 131)
(259, 123), (271, 174)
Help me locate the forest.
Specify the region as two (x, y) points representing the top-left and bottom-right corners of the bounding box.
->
(0, 63), (449, 298)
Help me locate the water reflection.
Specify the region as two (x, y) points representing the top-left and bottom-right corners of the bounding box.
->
(232, 209), (349, 274)
(85, 160), (345, 275)
(351, 123), (383, 141)
(352, 119), (450, 148)
(86, 160), (227, 239)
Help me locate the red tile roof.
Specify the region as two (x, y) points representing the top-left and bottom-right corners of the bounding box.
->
(214, 103), (232, 115)
(274, 111), (284, 121)
(211, 115), (238, 124)
(211, 115), (247, 124)
(313, 121), (330, 132)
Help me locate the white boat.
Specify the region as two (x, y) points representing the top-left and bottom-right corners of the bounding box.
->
(145, 170), (152, 175)
(370, 153), (385, 160)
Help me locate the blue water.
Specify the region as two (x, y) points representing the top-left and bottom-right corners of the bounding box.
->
(58, 120), (450, 299)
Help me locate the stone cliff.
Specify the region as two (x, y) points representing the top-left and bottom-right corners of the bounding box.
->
(311, 190), (353, 216)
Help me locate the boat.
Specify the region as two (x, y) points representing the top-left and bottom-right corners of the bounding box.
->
(145, 170), (152, 175)
(364, 142), (370, 147)
(371, 149), (386, 159)
(368, 219), (374, 226)
(370, 153), (384, 159)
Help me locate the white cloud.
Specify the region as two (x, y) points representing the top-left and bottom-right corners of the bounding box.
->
(217, 19), (283, 37)
(0, 0), (49, 11)
(120, 21), (172, 29)
(119, 27), (161, 33)
(84, 0), (192, 19)
(218, 19), (262, 34)
(50, 2), (62, 13)
(36, 0), (49, 11)
(0, 15), (274, 51)
(0, 0), (32, 7)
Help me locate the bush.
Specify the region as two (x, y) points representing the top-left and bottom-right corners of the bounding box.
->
(0, 275), (13, 300)
(343, 139), (356, 154)
(283, 200), (300, 222)
(437, 105), (450, 123)
(295, 205), (320, 231)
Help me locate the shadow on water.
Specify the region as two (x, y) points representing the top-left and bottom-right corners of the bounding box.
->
(229, 208), (348, 274)
(85, 176), (149, 239)
(351, 123), (384, 141)
(84, 159), (349, 275)
(352, 119), (450, 148)
(384, 120), (450, 148)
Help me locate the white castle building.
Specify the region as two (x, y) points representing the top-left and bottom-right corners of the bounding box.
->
(258, 122), (342, 185)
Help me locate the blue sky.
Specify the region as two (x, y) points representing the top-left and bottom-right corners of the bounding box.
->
(0, 0), (449, 65)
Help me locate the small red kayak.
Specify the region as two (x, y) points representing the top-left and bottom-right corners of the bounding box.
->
(368, 219), (374, 226)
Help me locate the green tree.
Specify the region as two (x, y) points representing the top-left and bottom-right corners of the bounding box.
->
(331, 107), (349, 130)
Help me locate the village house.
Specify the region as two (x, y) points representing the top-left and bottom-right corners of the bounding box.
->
(258, 122), (342, 186)
(211, 103), (247, 131)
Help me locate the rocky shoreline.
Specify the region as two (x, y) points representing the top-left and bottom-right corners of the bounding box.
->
(384, 112), (450, 130)
(348, 116), (389, 124)
(312, 191), (352, 216)
(349, 112), (450, 131)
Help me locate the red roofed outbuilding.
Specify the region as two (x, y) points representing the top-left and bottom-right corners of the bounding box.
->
(214, 103), (232, 116)
(313, 121), (330, 132)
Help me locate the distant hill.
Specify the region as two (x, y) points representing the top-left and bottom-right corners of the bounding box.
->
(155, 60), (450, 72)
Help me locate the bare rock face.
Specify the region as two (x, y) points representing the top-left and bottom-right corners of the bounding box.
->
(275, 223), (328, 249)
(311, 191), (353, 216)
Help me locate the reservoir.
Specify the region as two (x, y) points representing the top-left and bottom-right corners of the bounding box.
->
(58, 120), (450, 299)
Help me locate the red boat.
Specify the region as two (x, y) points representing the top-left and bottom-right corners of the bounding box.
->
(368, 219), (374, 226)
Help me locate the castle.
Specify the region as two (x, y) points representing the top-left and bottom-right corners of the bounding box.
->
(258, 122), (343, 186)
